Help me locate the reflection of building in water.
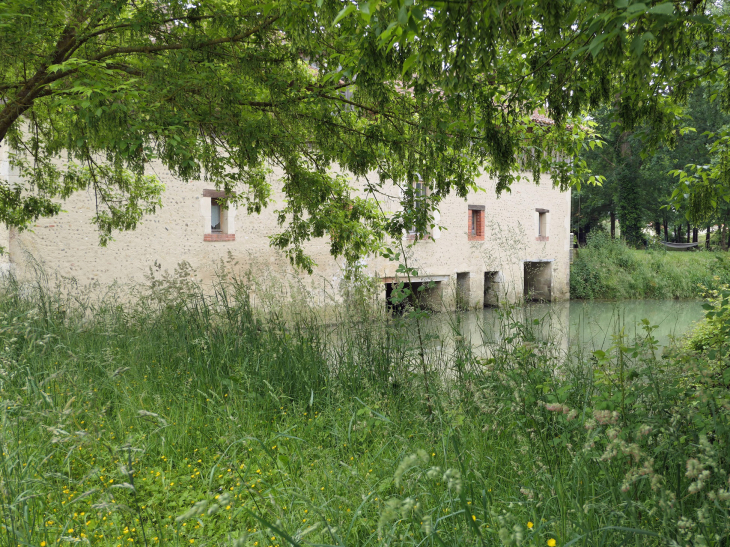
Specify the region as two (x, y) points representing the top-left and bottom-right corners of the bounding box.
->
(2, 144), (571, 309)
(410, 300), (703, 369)
(421, 303), (572, 361)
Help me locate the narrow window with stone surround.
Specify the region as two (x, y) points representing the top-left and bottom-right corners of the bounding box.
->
(468, 205), (485, 241)
(202, 190), (236, 242)
(211, 198), (222, 232)
(407, 181), (429, 240)
(536, 208), (549, 241)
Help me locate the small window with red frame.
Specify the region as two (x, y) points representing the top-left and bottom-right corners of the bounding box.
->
(468, 205), (485, 241)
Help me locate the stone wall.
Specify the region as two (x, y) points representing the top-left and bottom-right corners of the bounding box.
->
(2, 147), (571, 308)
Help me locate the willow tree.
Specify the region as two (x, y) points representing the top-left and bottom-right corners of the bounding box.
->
(334, 0), (730, 219)
(4, 0), (720, 267)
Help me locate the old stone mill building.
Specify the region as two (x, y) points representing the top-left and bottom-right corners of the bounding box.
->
(0, 143), (571, 310)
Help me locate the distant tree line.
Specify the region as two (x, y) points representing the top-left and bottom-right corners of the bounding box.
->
(574, 85), (730, 249)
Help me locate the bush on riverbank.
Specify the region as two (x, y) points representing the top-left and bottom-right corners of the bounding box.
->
(570, 232), (730, 299)
(684, 284), (730, 354)
(1, 271), (729, 547)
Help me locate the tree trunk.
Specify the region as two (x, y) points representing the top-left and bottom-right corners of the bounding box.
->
(610, 211), (616, 239)
(706, 225), (711, 249)
(693, 227), (698, 243)
(687, 223), (691, 243)
(663, 219), (668, 241)
(655, 221), (661, 237)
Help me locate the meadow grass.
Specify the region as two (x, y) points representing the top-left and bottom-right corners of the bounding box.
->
(0, 269), (729, 547)
(571, 233), (730, 300)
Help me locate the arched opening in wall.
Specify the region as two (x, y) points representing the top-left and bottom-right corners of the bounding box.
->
(523, 261), (553, 302)
(384, 278), (444, 313)
(484, 271), (501, 307)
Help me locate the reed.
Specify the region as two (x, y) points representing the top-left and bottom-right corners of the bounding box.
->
(0, 267), (727, 547)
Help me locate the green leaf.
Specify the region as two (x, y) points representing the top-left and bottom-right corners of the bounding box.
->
(630, 35), (646, 55)
(332, 4), (355, 25)
(647, 3), (673, 15)
(402, 53), (419, 75)
(689, 14), (712, 25)
(588, 38), (605, 58)
(397, 4), (409, 25)
(625, 3), (647, 14)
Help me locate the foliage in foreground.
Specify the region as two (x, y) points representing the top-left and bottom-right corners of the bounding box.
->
(0, 271), (729, 547)
(684, 285), (730, 353)
(3, 0), (729, 263)
(0, 0), (595, 268)
(570, 232), (730, 299)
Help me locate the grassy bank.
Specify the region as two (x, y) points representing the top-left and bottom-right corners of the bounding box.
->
(570, 233), (730, 299)
(1, 271), (729, 547)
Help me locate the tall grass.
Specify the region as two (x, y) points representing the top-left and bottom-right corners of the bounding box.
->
(0, 266), (728, 547)
(571, 232), (730, 299)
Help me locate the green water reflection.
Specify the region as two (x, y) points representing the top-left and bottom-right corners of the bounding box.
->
(429, 299), (706, 354)
(561, 299), (705, 350)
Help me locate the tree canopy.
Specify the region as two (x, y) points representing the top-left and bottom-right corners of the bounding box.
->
(574, 85), (730, 245)
(1, 0), (727, 267)
(335, 0), (730, 234)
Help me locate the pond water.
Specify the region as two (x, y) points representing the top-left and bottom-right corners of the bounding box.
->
(556, 299), (705, 350)
(426, 299), (706, 355)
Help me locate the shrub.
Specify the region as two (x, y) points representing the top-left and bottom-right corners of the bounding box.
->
(571, 234), (730, 299)
(375, 316), (730, 547)
(684, 284), (730, 353)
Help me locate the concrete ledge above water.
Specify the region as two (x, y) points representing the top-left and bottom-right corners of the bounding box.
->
(381, 275), (451, 284)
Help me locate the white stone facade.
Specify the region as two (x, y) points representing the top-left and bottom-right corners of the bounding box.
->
(1, 146), (571, 309)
